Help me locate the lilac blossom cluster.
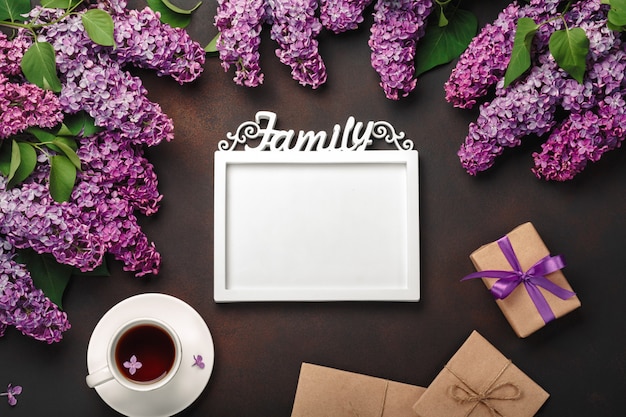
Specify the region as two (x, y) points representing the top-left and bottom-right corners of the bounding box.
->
(320, 0), (373, 34)
(448, 0), (625, 180)
(267, 0), (327, 88)
(0, 1), (204, 342)
(214, 0), (433, 98)
(369, 0), (434, 100)
(0, 73), (64, 138)
(444, 0), (562, 108)
(0, 240), (71, 343)
(214, 0), (267, 87)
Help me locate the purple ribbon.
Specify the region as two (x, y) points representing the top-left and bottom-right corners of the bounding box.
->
(462, 235), (576, 324)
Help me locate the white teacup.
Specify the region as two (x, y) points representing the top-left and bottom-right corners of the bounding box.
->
(86, 317), (182, 392)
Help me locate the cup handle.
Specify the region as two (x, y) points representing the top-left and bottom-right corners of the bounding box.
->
(86, 366), (114, 388)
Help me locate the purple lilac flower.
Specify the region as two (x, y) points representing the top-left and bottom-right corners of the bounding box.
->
(0, 74), (64, 139)
(533, 43), (626, 180)
(35, 6), (203, 146)
(0, 383), (22, 406)
(267, 0), (327, 89)
(0, 240), (71, 343)
(320, 0), (373, 33)
(458, 56), (565, 174)
(0, 32), (30, 76)
(445, 0), (562, 109)
(457, 0), (621, 178)
(0, 130), (163, 275)
(123, 355), (142, 375)
(192, 354), (205, 368)
(368, 0), (434, 100)
(214, 0), (267, 87)
(112, 8), (205, 84)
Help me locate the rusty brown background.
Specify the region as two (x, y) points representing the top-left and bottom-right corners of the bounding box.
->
(2, 1), (625, 416)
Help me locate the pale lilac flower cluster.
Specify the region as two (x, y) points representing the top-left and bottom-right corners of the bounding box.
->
(0, 240), (71, 344)
(0, 133), (162, 275)
(214, 0), (267, 87)
(320, 0), (373, 34)
(0, 74), (64, 138)
(368, 0), (434, 100)
(451, 0), (625, 180)
(33, 4), (204, 146)
(0, 1), (204, 342)
(267, 0), (327, 89)
(112, 8), (205, 84)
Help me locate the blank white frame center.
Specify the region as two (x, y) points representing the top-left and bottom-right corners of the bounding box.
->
(214, 150), (419, 302)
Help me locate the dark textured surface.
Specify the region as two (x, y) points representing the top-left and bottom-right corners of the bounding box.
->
(2, 1), (625, 416)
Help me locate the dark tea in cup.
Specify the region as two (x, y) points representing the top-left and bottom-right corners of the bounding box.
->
(114, 323), (176, 384)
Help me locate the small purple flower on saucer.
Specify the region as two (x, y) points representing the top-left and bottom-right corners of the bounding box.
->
(123, 355), (142, 375)
(1, 383), (22, 406)
(192, 355), (205, 369)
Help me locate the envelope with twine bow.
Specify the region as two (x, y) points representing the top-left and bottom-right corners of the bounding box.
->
(413, 331), (549, 417)
(462, 222), (581, 338)
(290, 363), (426, 417)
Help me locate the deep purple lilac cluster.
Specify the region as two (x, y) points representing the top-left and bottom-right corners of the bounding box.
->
(214, 0), (433, 98)
(267, 0), (327, 89)
(369, 0), (434, 100)
(0, 73), (64, 138)
(449, 0), (625, 180)
(444, 0), (562, 109)
(214, 0), (267, 87)
(0, 1), (204, 342)
(0, 240), (71, 343)
(320, 0), (373, 34)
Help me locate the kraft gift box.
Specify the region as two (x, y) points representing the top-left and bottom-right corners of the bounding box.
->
(413, 331), (549, 417)
(290, 363), (426, 417)
(465, 222), (581, 338)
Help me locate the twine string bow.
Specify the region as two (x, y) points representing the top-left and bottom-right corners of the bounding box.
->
(446, 360), (521, 417)
(462, 235), (576, 323)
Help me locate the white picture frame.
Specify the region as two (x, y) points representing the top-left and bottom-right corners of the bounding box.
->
(213, 150), (420, 302)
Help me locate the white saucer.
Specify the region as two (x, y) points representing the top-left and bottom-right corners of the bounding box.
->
(86, 293), (214, 417)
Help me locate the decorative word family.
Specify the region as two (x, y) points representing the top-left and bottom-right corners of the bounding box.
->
(218, 111), (413, 152)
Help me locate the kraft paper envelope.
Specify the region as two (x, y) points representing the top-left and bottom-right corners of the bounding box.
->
(291, 363), (426, 417)
(413, 331), (549, 417)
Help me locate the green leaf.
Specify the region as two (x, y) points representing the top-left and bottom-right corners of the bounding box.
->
(81, 9), (115, 47)
(549, 28), (589, 84)
(28, 126), (57, 143)
(52, 139), (81, 170)
(415, 9), (478, 76)
(204, 33), (219, 54)
(503, 17), (539, 87)
(62, 111), (101, 137)
(146, 0), (192, 28)
(20, 42), (62, 92)
(7, 139), (21, 183)
(9, 142), (37, 186)
(161, 0), (202, 14)
(0, 140), (10, 176)
(0, 0), (30, 22)
(41, 0), (81, 9)
(52, 135), (78, 151)
(15, 249), (73, 309)
(607, 0), (626, 29)
(438, 9), (449, 27)
(49, 155), (76, 202)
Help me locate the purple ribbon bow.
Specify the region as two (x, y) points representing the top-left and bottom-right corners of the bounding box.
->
(462, 235), (576, 324)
